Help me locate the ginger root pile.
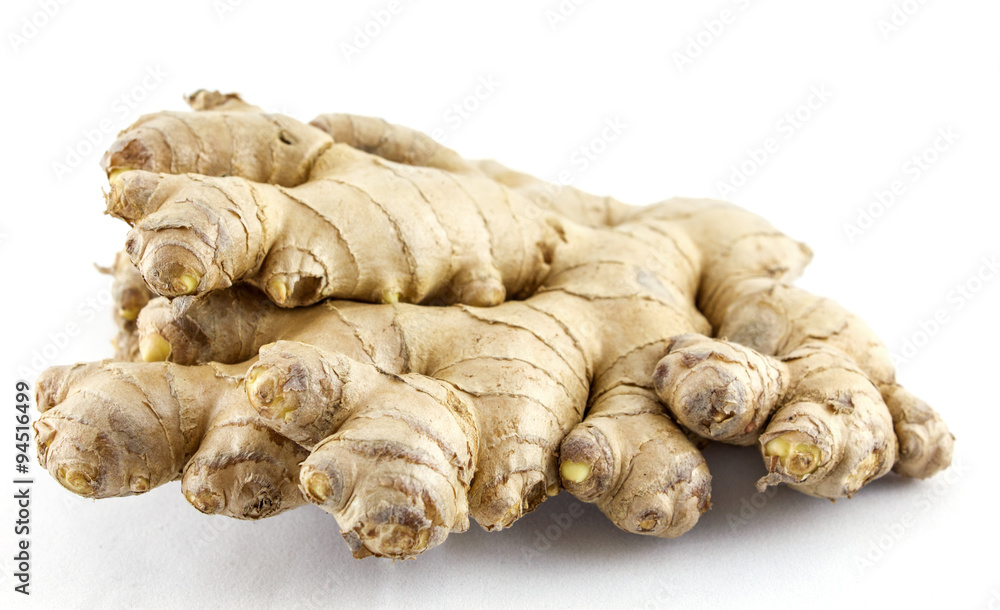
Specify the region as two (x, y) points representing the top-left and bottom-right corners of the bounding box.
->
(33, 91), (954, 559)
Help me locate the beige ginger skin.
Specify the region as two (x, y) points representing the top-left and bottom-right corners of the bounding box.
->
(34, 92), (953, 558)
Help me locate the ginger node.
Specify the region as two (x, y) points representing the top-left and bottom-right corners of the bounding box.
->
(560, 460), (592, 483)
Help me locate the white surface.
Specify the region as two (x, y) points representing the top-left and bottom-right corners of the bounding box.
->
(2, 1), (998, 608)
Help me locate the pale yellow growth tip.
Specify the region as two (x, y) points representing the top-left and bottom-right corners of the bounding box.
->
(57, 465), (96, 496)
(129, 476), (149, 493)
(764, 436), (792, 457)
(764, 436), (822, 476)
(268, 278), (289, 304)
(177, 273), (200, 295)
(139, 333), (172, 362)
(500, 502), (523, 527)
(185, 489), (223, 514)
(246, 368), (296, 421)
(304, 472), (332, 503)
(108, 167), (133, 184)
(119, 307), (140, 321)
(560, 460), (592, 483)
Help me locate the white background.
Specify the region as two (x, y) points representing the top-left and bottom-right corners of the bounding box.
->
(2, 1), (998, 608)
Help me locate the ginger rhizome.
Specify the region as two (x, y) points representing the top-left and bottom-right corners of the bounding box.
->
(35, 92), (954, 559)
(104, 90), (583, 309)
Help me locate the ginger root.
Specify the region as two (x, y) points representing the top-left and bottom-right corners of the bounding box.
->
(102, 91), (619, 309)
(34, 92), (954, 559)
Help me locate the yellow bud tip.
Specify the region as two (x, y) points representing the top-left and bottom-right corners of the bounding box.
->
(500, 502), (523, 528)
(789, 443), (823, 475)
(268, 277), (289, 304)
(304, 472), (332, 503)
(764, 435), (822, 476)
(139, 333), (172, 362)
(381, 290), (401, 304)
(246, 369), (294, 420)
(185, 489), (223, 514)
(108, 167), (132, 184)
(129, 476), (150, 493)
(57, 465), (97, 496)
(65, 472), (91, 493)
(560, 460), (592, 483)
(764, 436), (791, 457)
(177, 273), (200, 295)
(119, 307), (141, 321)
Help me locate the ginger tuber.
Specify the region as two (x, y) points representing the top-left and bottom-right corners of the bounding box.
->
(40, 208), (714, 556)
(34, 92), (954, 559)
(102, 91), (617, 309)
